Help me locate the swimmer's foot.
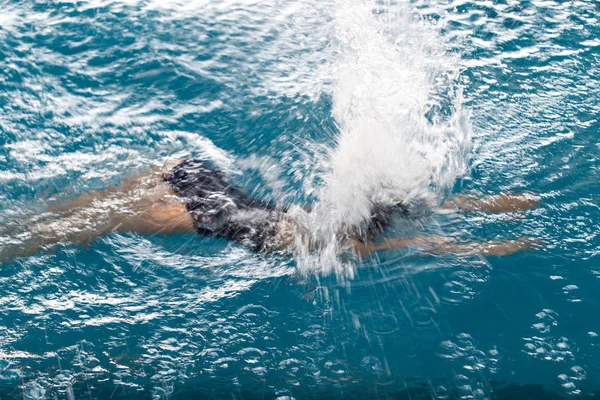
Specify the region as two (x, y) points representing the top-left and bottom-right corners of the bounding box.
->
(442, 192), (541, 214)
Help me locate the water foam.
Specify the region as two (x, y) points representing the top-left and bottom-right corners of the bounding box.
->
(295, 0), (472, 276)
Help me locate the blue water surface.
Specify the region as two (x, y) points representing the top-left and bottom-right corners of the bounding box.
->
(0, 0), (599, 399)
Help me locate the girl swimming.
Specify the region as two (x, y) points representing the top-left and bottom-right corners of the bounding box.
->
(0, 159), (540, 264)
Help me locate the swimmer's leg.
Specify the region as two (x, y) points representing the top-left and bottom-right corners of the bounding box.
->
(442, 192), (540, 214)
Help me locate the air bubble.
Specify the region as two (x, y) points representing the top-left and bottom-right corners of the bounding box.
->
(556, 374), (581, 396)
(433, 385), (449, 399)
(412, 305), (436, 327)
(569, 366), (587, 380)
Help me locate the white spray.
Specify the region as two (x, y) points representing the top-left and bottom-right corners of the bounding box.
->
(294, 0), (472, 276)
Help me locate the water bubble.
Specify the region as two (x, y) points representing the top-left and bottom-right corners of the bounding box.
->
(532, 309), (558, 334)
(463, 349), (487, 371)
(368, 315), (400, 335)
(523, 336), (574, 362)
(279, 358), (307, 385)
(442, 279), (473, 303)
(562, 284), (582, 303)
(439, 340), (459, 358)
(455, 333), (474, 351)
(239, 348), (267, 381)
(322, 360), (352, 383)
(236, 304), (272, 324)
(439, 333), (492, 374)
(523, 342), (537, 353)
(486, 346), (501, 373)
(441, 267), (491, 304)
(569, 366), (587, 380)
(472, 388), (486, 400)
(433, 385), (449, 399)
(199, 347), (239, 377)
(360, 356), (383, 373)
(453, 374), (473, 398)
(213, 357), (239, 377)
(556, 373), (581, 395)
(555, 340), (570, 350)
(412, 305), (437, 328)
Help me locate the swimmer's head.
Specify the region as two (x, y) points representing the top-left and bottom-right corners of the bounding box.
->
(359, 201), (409, 241)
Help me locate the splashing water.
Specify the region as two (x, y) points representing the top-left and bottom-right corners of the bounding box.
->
(1, 0), (599, 398)
(294, 0), (472, 276)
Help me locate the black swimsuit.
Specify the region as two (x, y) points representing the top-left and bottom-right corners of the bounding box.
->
(164, 159), (283, 251)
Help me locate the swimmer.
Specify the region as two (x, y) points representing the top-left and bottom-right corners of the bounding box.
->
(0, 159), (541, 264)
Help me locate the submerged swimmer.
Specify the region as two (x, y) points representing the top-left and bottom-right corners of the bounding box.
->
(0, 159), (540, 263)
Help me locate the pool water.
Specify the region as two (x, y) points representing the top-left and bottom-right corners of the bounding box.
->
(0, 0), (599, 399)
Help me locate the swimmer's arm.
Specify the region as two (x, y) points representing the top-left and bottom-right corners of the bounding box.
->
(0, 196), (196, 265)
(352, 236), (539, 257)
(352, 236), (453, 256)
(442, 192), (541, 213)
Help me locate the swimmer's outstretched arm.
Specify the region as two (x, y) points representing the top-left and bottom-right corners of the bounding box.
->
(0, 202), (195, 264)
(353, 236), (539, 257)
(442, 192), (540, 213)
(0, 167), (195, 264)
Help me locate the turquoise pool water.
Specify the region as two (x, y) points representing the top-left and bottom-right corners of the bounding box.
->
(0, 0), (599, 399)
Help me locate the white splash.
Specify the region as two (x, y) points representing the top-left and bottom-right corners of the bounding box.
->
(295, 0), (472, 276)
